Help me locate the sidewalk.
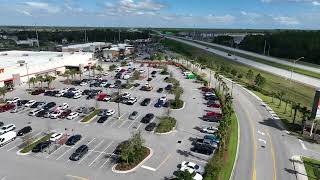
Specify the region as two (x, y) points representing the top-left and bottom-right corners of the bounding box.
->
(292, 155), (308, 180)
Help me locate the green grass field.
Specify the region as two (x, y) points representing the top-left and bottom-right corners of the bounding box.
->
(302, 157), (320, 180)
(194, 40), (320, 79)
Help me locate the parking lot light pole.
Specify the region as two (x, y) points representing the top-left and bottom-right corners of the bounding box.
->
(290, 57), (304, 84)
(117, 85), (121, 120)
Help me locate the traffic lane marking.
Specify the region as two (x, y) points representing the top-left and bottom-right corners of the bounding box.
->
(141, 165), (156, 171)
(298, 139), (307, 150)
(266, 131), (277, 180)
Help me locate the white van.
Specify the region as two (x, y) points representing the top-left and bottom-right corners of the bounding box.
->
(0, 131), (16, 147)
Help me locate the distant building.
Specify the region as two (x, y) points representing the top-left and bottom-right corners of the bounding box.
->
(62, 42), (111, 52)
(16, 38), (39, 47)
(102, 43), (134, 61)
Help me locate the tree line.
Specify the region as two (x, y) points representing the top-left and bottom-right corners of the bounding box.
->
(212, 31), (320, 65)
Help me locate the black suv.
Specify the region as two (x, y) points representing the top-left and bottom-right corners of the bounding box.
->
(69, 145), (89, 161)
(140, 98), (151, 106)
(97, 116), (109, 123)
(145, 122), (156, 131)
(141, 113), (154, 124)
(191, 143), (214, 155)
(65, 135), (82, 146)
(43, 102), (56, 110)
(32, 141), (51, 153)
(35, 109), (48, 117)
(17, 126), (32, 136)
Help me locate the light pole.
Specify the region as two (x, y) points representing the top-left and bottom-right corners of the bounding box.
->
(289, 57), (304, 84)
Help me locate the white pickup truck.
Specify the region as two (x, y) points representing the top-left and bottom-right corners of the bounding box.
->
(0, 131), (17, 147)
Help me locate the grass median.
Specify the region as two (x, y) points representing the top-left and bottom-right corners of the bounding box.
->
(20, 133), (53, 153)
(155, 116), (177, 133)
(80, 109), (101, 123)
(302, 157), (320, 180)
(218, 113), (238, 180)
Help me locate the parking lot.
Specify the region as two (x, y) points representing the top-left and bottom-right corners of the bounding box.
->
(0, 61), (222, 180)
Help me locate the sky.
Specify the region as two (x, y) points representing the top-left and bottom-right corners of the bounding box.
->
(0, 0), (319, 29)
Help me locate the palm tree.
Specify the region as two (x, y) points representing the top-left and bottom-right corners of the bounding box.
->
(284, 99), (290, 113)
(91, 65), (97, 76)
(96, 65), (104, 75)
(63, 69), (71, 82)
(35, 75), (44, 88)
(69, 69), (78, 80)
(44, 75), (56, 89)
(292, 103), (301, 125)
(28, 77), (37, 89)
(277, 91), (285, 107)
(78, 70), (83, 80)
(0, 86), (7, 100)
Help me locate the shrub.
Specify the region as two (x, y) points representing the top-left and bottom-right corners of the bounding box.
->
(109, 64), (117, 71)
(169, 99), (184, 109)
(155, 116), (177, 133)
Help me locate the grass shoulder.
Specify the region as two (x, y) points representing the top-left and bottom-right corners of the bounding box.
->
(302, 156), (320, 180)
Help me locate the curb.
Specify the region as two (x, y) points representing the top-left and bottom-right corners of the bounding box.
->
(155, 125), (177, 135)
(79, 115), (97, 124)
(291, 155), (308, 180)
(16, 151), (31, 156)
(111, 147), (153, 174)
(229, 113), (240, 180)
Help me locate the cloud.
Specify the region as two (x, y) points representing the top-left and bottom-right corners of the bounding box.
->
(206, 14), (235, 24)
(261, 0), (320, 6)
(24, 1), (60, 13)
(273, 16), (300, 25)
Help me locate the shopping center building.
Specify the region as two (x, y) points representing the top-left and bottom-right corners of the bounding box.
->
(0, 50), (96, 87)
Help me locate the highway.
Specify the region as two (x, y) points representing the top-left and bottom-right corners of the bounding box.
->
(166, 36), (320, 88)
(191, 39), (320, 74)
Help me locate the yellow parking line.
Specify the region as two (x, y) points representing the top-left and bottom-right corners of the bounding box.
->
(65, 174), (89, 180)
(266, 131), (277, 180)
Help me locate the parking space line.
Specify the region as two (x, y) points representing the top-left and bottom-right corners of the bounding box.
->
(99, 153), (116, 169)
(78, 139), (104, 164)
(89, 141), (114, 167)
(156, 154), (171, 170)
(46, 144), (64, 158)
(128, 117), (140, 128)
(56, 137), (88, 160)
(141, 165), (156, 171)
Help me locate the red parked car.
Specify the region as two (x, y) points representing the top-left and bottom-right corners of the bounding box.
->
(206, 111), (222, 117)
(58, 109), (72, 119)
(207, 104), (222, 108)
(0, 103), (16, 112)
(97, 93), (111, 101)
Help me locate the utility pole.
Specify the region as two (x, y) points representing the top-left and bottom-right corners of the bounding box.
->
(118, 28), (121, 43)
(35, 25), (40, 50)
(209, 70), (212, 88)
(263, 40), (267, 55)
(117, 85), (121, 119)
(84, 28), (87, 43)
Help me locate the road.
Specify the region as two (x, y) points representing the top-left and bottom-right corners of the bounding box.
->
(172, 57), (320, 180)
(190, 39), (320, 74)
(166, 36), (320, 88)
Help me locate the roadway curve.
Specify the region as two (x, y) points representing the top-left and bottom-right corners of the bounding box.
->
(166, 36), (320, 88)
(191, 39), (320, 74)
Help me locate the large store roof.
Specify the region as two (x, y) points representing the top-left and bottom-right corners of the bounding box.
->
(0, 50), (93, 68)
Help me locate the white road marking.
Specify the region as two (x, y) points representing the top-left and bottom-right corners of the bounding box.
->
(257, 130), (265, 136)
(89, 141), (114, 167)
(299, 139), (307, 150)
(78, 139), (103, 164)
(258, 139), (267, 144)
(141, 165), (156, 171)
(46, 144), (64, 158)
(99, 153), (116, 169)
(128, 115), (141, 128)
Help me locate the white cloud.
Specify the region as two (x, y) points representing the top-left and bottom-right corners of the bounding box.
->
(261, 0), (320, 6)
(312, 1), (320, 5)
(24, 1), (60, 13)
(273, 16), (300, 25)
(206, 14), (235, 24)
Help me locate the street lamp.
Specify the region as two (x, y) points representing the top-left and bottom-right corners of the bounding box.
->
(290, 57), (304, 84)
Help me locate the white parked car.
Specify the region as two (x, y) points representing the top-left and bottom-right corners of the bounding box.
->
(106, 109), (115, 116)
(205, 92), (215, 97)
(49, 133), (63, 142)
(0, 124), (16, 135)
(73, 93), (82, 99)
(193, 173), (203, 180)
(127, 97), (137, 105)
(24, 100), (36, 107)
(123, 74), (130, 80)
(50, 110), (62, 119)
(139, 69), (145, 73)
(103, 96), (111, 102)
(55, 92), (65, 97)
(7, 97), (20, 104)
(159, 96), (167, 102)
(28, 108), (42, 116)
(100, 81), (108, 87)
(103, 72), (109, 76)
(0, 131), (17, 147)
(67, 112), (79, 120)
(180, 161), (204, 175)
(122, 92), (131, 98)
(201, 126), (218, 134)
(80, 82), (88, 86)
(57, 103), (69, 110)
